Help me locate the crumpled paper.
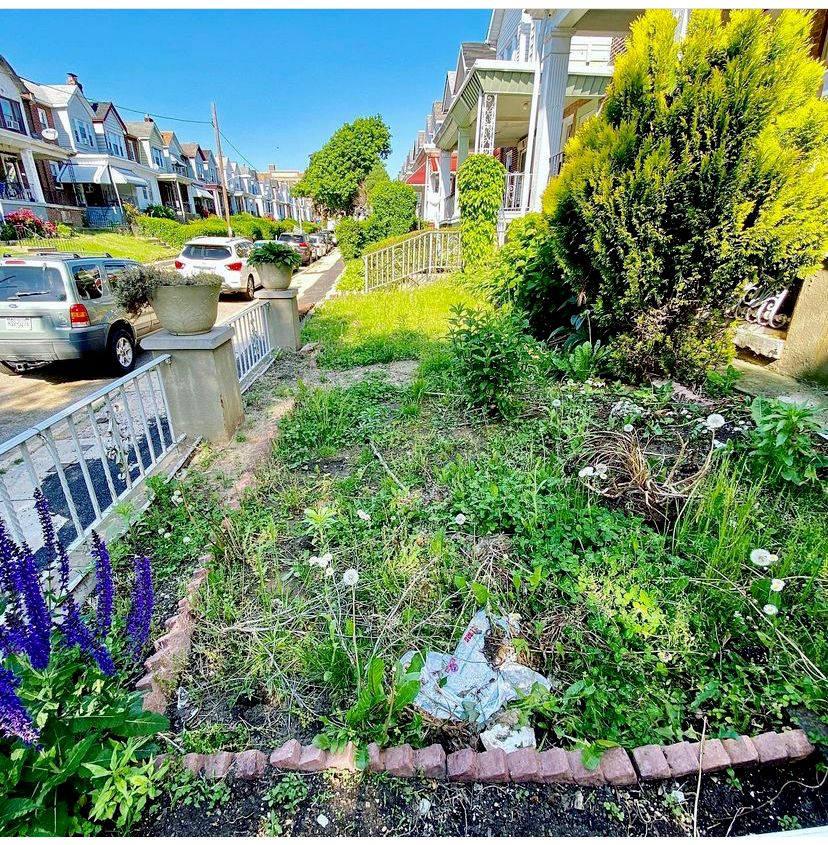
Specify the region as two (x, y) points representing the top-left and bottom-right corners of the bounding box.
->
(400, 609), (550, 724)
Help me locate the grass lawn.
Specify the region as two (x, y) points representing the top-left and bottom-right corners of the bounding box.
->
(3, 231), (176, 263)
(116, 274), (826, 765)
(300, 274), (485, 368)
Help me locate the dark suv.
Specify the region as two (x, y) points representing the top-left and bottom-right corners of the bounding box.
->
(0, 252), (159, 376)
(277, 232), (313, 265)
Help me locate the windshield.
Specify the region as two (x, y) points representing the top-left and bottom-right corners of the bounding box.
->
(182, 245), (232, 260)
(0, 265), (67, 302)
(278, 234), (301, 243)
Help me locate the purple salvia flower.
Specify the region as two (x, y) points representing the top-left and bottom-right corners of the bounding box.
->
(34, 489), (71, 597)
(0, 666), (39, 745)
(0, 521), (27, 657)
(90, 532), (113, 640)
(125, 555), (154, 658)
(18, 549), (51, 671)
(60, 604), (115, 676)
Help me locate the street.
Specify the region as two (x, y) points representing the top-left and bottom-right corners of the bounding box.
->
(0, 251), (343, 444)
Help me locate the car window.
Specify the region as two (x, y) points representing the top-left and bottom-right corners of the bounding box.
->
(0, 265), (67, 302)
(235, 243), (251, 258)
(103, 262), (131, 292)
(72, 263), (108, 300)
(182, 245), (232, 260)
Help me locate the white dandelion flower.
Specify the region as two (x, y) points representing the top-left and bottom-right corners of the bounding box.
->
(342, 568), (359, 587)
(163, 531), (171, 539)
(623, 423), (634, 433)
(454, 513), (467, 526)
(750, 548), (773, 567)
(705, 413), (726, 431)
(325, 567), (334, 578)
(183, 536), (192, 545)
(320, 552), (333, 566)
(356, 509), (371, 522)
(578, 466), (595, 478)
(770, 578), (785, 593)
(551, 399), (562, 408)
(763, 603), (778, 616)
(308, 555), (320, 567)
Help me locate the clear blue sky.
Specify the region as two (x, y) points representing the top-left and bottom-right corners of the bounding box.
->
(1, 9), (491, 177)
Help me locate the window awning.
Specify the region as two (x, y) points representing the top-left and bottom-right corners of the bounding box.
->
(192, 185), (214, 200)
(56, 164), (148, 188)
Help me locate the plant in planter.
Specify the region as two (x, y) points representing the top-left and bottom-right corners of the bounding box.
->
(113, 265), (223, 336)
(247, 241), (302, 290)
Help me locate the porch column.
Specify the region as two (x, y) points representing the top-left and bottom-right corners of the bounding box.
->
(529, 27), (573, 211)
(474, 92), (497, 155)
(436, 149), (451, 227)
(20, 150), (45, 204)
(457, 125), (470, 167)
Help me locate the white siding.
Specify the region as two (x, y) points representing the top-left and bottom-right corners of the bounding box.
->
(0, 70), (29, 134)
(569, 36), (613, 68)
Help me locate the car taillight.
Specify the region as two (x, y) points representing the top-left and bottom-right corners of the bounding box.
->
(298, 242), (307, 247)
(69, 303), (90, 328)
(174, 260), (184, 269)
(225, 261), (243, 271)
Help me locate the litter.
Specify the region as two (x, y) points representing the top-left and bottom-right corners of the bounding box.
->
(480, 724), (537, 753)
(400, 609), (550, 725)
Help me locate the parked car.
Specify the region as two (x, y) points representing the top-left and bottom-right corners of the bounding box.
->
(174, 237), (258, 300)
(277, 232), (313, 266)
(0, 252), (159, 376)
(307, 233), (328, 259)
(318, 230), (336, 250)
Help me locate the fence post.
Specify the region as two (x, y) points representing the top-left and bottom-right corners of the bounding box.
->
(428, 232), (434, 276)
(364, 254), (369, 294)
(255, 289), (300, 352)
(142, 325), (243, 444)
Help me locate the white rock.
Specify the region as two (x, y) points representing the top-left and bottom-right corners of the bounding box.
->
(480, 723), (536, 753)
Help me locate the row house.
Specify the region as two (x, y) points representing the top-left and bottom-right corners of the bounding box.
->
(400, 8), (642, 234)
(180, 143), (221, 217)
(260, 165), (314, 222)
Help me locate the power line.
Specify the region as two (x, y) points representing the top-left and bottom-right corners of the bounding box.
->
(219, 130), (260, 171)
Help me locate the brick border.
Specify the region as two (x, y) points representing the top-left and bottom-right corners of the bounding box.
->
(141, 558), (817, 785)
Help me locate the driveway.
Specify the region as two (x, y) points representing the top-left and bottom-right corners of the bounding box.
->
(0, 250), (343, 445)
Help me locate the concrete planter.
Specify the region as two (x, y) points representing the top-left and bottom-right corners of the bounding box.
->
(256, 263), (293, 291)
(149, 283), (221, 336)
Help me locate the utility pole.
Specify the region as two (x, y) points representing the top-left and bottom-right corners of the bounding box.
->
(211, 102), (233, 237)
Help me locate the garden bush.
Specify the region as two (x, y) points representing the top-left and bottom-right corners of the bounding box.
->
(0, 209), (57, 240)
(142, 204), (176, 219)
(457, 153), (506, 270)
(335, 217), (366, 260)
(535, 9), (828, 382)
(367, 180), (417, 240)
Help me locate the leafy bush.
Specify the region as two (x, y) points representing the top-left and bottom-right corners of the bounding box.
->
(539, 9), (828, 382)
(448, 303), (538, 418)
(230, 213), (287, 241)
(136, 215), (228, 249)
(112, 266), (222, 317)
(335, 217), (366, 260)
(142, 204), (176, 219)
(550, 340), (609, 382)
(248, 240), (302, 270)
(0, 493), (164, 834)
(747, 397), (827, 485)
(367, 180), (417, 240)
(457, 154), (506, 271)
(0, 209), (57, 240)
(337, 259), (364, 293)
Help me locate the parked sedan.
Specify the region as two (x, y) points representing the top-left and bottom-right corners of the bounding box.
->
(174, 237), (258, 300)
(277, 232), (313, 266)
(307, 233), (328, 259)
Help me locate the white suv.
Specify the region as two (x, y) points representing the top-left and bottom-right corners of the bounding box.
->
(174, 237), (259, 300)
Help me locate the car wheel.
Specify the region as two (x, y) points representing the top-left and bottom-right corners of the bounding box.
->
(242, 274), (255, 301)
(107, 328), (136, 376)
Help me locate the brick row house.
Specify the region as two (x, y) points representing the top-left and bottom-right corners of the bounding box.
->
(0, 53), (311, 228)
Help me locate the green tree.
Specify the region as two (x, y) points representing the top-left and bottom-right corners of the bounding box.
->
(294, 116), (391, 216)
(534, 9), (828, 381)
(368, 180), (417, 239)
(363, 162), (390, 198)
(457, 154), (506, 270)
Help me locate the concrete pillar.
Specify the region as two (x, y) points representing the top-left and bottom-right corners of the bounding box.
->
(771, 266), (828, 384)
(436, 149), (451, 227)
(530, 27), (573, 211)
(255, 288), (300, 351)
(142, 325), (243, 444)
(20, 149), (46, 204)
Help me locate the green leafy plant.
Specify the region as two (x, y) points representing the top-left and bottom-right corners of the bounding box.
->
(457, 154), (506, 270)
(539, 9), (828, 381)
(448, 304), (538, 418)
(166, 766), (231, 811)
(551, 340), (609, 382)
(367, 180), (417, 240)
(112, 266), (222, 318)
(142, 203), (176, 219)
(748, 397), (827, 484)
(335, 217), (367, 260)
(705, 365), (741, 398)
(266, 773), (309, 815)
(248, 240), (302, 270)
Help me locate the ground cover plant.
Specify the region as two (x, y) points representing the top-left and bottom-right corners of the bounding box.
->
(3, 231), (177, 262)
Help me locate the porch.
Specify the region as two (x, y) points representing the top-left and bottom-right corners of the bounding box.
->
(157, 173), (194, 220)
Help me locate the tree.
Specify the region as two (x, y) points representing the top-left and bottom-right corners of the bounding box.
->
(293, 116), (391, 216)
(532, 9), (828, 381)
(368, 180), (417, 239)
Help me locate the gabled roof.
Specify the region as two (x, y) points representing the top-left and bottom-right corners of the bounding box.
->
(180, 142), (204, 159)
(90, 100), (128, 132)
(461, 42), (497, 67)
(0, 55), (27, 97)
(160, 130), (174, 145)
(21, 79), (75, 108)
(124, 119), (163, 141)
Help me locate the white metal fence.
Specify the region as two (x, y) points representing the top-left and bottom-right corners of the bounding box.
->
(0, 356), (181, 567)
(361, 230), (462, 293)
(227, 300), (273, 392)
(503, 172), (526, 211)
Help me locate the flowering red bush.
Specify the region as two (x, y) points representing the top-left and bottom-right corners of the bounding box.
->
(1, 209), (57, 240)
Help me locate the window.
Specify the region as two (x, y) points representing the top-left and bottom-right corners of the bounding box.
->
(181, 244), (232, 260)
(36, 107), (49, 131)
(0, 266), (66, 302)
(0, 97), (24, 133)
(106, 131), (125, 158)
(72, 118), (94, 147)
(151, 147), (164, 169)
(72, 263), (105, 300)
(235, 243), (251, 258)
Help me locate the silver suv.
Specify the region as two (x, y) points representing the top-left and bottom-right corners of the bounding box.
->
(0, 252), (159, 376)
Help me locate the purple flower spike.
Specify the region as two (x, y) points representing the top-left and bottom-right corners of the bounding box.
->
(0, 667), (39, 745)
(126, 555), (154, 659)
(18, 550), (51, 671)
(90, 532), (113, 640)
(34, 489), (71, 597)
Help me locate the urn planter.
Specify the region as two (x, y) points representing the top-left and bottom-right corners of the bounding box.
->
(149, 282), (221, 336)
(257, 263), (293, 291)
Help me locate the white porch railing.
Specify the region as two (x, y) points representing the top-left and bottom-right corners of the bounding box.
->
(361, 230), (462, 293)
(503, 172), (526, 211)
(226, 300), (273, 391)
(0, 356), (181, 562)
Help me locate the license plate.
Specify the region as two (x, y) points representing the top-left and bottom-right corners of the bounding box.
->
(6, 317), (31, 331)
(196, 265), (214, 272)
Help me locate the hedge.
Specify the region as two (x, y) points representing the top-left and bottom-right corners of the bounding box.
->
(136, 214), (312, 249)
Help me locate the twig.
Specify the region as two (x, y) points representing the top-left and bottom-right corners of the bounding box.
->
(693, 717), (707, 838)
(369, 439), (408, 491)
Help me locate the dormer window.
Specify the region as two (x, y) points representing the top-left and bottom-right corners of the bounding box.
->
(72, 118), (94, 147)
(106, 131), (125, 157)
(0, 97), (25, 134)
(151, 147), (164, 168)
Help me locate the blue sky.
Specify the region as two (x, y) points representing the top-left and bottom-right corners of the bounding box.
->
(1, 9), (491, 177)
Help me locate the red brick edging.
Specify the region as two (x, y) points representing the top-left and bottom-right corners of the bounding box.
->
(137, 560), (817, 786)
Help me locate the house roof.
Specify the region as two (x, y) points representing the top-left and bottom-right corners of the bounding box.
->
(21, 79), (75, 108)
(461, 42), (497, 67)
(0, 56), (27, 97)
(160, 131), (175, 145)
(180, 143), (203, 159)
(90, 101), (112, 119)
(124, 120), (159, 139)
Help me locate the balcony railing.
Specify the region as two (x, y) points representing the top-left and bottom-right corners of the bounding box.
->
(551, 151), (566, 177)
(503, 172), (525, 211)
(0, 182), (35, 202)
